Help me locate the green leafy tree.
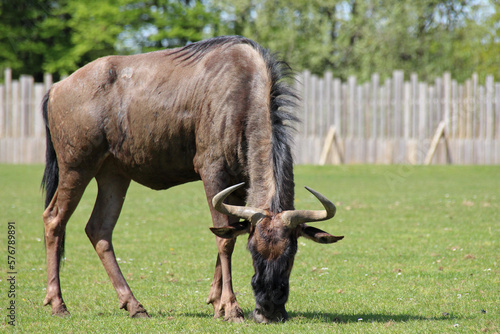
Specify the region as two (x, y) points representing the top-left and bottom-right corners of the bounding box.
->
(0, 0), (56, 80)
(1, 0), (215, 80)
(213, 0), (498, 82)
(40, 0), (126, 75)
(1, 0), (499, 82)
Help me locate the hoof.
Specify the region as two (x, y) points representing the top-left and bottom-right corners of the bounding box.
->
(225, 315), (245, 323)
(120, 300), (150, 318)
(52, 304), (70, 317)
(223, 307), (245, 323)
(129, 304), (150, 318)
(131, 310), (151, 318)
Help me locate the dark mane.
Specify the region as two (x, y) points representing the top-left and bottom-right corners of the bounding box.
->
(264, 51), (299, 212)
(172, 36), (257, 64)
(174, 36), (299, 212)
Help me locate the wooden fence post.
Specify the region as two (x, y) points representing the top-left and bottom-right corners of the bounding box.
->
(424, 121), (452, 165)
(319, 126), (344, 165)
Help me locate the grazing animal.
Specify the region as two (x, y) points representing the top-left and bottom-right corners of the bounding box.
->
(41, 35), (343, 323)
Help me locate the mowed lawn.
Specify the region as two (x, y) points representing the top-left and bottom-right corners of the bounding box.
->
(0, 164), (498, 333)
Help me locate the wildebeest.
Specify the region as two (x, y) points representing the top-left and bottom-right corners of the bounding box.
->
(41, 35), (343, 323)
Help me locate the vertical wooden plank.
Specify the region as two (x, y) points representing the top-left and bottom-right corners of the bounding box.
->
(28, 75), (35, 137)
(363, 82), (371, 139)
(0, 85), (4, 138)
(34, 83), (45, 138)
(295, 71), (306, 164)
(403, 81), (411, 139)
(357, 85), (364, 162)
(485, 138), (492, 164)
(317, 77), (325, 141)
(379, 83), (386, 138)
(494, 139), (499, 164)
(435, 76), (443, 124)
(371, 73), (379, 139)
(20, 76), (28, 137)
(310, 74), (319, 163)
(384, 78), (392, 138)
(307, 71), (315, 164)
(457, 84), (465, 138)
(472, 73), (478, 139)
(429, 86), (436, 138)
(4, 69), (12, 137)
(310, 74), (317, 139)
(411, 73), (418, 138)
(451, 84), (459, 156)
(20, 75), (34, 137)
(44, 72), (53, 94)
(443, 72), (451, 131)
(333, 78), (342, 136)
(456, 138), (463, 164)
(495, 83), (500, 139)
(465, 79), (472, 139)
(393, 70), (404, 138)
(0, 138), (4, 162)
(325, 71), (332, 128)
(357, 85), (363, 138)
(370, 75), (380, 164)
(451, 80), (458, 138)
(341, 82), (348, 138)
(494, 140), (500, 165)
(301, 71), (310, 163)
(11, 80), (20, 137)
(485, 77), (493, 159)
(485, 75), (494, 139)
(418, 83), (427, 141)
(478, 86), (485, 140)
(348, 76), (356, 138)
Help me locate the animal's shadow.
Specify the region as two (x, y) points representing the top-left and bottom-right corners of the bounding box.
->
(287, 311), (459, 323)
(164, 310), (460, 323)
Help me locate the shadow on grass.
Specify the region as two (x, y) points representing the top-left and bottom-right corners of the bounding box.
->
(287, 311), (461, 324)
(166, 310), (460, 324)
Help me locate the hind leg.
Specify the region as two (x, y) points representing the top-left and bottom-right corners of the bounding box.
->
(43, 169), (93, 316)
(85, 161), (149, 317)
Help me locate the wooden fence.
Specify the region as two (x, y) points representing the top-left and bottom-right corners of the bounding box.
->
(295, 70), (500, 165)
(1, 68), (499, 164)
(0, 69), (52, 163)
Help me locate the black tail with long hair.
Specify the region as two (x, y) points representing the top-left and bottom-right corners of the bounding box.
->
(41, 90), (65, 261)
(41, 90), (59, 208)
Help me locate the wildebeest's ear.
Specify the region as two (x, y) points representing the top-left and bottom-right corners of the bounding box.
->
(209, 221), (251, 239)
(298, 224), (344, 244)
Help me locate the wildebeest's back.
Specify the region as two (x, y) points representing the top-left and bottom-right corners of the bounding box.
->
(48, 41), (272, 190)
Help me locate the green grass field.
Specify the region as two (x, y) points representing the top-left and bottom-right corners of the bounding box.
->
(1, 164), (498, 333)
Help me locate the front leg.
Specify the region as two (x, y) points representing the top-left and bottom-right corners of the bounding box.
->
(207, 237), (244, 322)
(199, 168), (245, 322)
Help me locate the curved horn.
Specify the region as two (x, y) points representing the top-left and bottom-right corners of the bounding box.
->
(281, 187), (336, 229)
(212, 183), (267, 223)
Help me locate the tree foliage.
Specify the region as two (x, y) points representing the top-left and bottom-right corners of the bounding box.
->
(213, 0), (498, 82)
(0, 0), (498, 82)
(0, 0), (215, 80)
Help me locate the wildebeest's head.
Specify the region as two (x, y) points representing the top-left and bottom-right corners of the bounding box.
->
(210, 183), (343, 323)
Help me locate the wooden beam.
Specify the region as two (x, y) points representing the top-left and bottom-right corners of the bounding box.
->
(424, 121), (451, 165)
(319, 126), (344, 165)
